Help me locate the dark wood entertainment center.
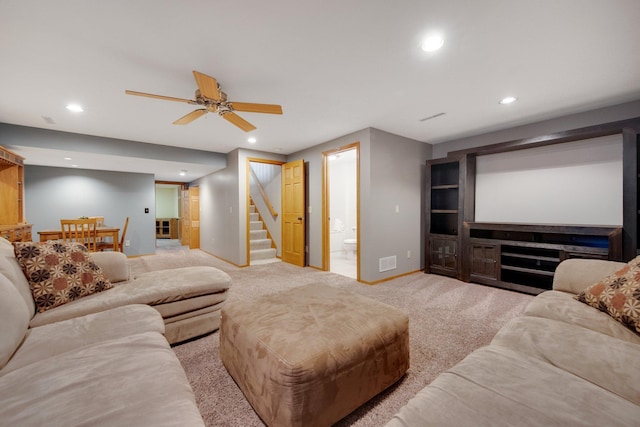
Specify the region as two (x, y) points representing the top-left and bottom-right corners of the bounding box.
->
(425, 117), (640, 294)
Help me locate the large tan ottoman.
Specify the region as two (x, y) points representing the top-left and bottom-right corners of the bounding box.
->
(220, 283), (410, 427)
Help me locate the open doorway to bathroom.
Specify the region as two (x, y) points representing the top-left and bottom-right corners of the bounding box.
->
(322, 143), (359, 279)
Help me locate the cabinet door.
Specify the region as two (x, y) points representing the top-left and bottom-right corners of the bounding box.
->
(471, 244), (498, 279)
(429, 237), (457, 272)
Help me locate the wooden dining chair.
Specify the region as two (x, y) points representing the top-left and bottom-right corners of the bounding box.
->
(97, 217), (129, 253)
(60, 218), (98, 252)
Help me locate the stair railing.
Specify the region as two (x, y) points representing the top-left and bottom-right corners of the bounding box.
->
(250, 167), (278, 218)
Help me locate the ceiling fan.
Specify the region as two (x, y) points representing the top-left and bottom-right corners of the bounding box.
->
(125, 70), (283, 132)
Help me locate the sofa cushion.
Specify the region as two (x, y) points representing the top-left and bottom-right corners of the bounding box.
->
(13, 241), (113, 313)
(0, 331), (205, 426)
(0, 273), (29, 369)
(0, 237), (16, 255)
(29, 265), (231, 327)
(524, 291), (640, 344)
(91, 251), (130, 283)
(1, 304), (164, 375)
(385, 345), (640, 427)
(491, 316), (640, 405)
(0, 238), (35, 317)
(575, 256), (640, 334)
(553, 258), (626, 294)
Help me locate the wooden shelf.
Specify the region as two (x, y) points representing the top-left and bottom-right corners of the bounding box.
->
(501, 265), (555, 277)
(501, 252), (560, 262)
(156, 218), (179, 239)
(0, 145), (27, 242)
(432, 184), (459, 190)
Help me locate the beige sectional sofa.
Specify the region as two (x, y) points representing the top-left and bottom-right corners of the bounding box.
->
(1, 237), (231, 344)
(0, 237), (232, 426)
(386, 258), (640, 426)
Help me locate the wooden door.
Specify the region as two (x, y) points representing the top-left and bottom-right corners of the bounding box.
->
(282, 159), (305, 266)
(180, 187), (200, 249)
(180, 190), (190, 247)
(189, 187), (200, 249)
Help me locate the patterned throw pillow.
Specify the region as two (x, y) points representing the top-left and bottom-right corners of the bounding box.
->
(13, 241), (113, 313)
(575, 256), (640, 334)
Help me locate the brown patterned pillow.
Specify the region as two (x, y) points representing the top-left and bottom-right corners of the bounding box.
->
(574, 256), (640, 334)
(13, 241), (113, 313)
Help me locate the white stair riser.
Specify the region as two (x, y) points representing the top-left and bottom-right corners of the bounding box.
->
(250, 229), (267, 239)
(250, 239), (272, 250)
(250, 248), (277, 261)
(250, 203), (277, 263)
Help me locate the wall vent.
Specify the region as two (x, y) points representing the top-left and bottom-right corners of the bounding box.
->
(379, 256), (397, 272)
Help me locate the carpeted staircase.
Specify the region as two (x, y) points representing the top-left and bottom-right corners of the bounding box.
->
(249, 203), (279, 264)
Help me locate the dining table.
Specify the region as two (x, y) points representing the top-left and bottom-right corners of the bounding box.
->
(38, 226), (120, 251)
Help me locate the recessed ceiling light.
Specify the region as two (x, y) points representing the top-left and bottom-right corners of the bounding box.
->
(421, 35), (444, 52)
(71, 164), (79, 168)
(65, 103), (84, 112)
(499, 96), (517, 105)
(179, 170), (187, 176)
(248, 137), (257, 144)
(63, 157), (72, 161)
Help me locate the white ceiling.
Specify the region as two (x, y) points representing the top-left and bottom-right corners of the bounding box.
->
(1, 1), (640, 180)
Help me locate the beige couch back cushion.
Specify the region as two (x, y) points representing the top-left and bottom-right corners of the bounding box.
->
(0, 238), (35, 317)
(553, 258), (626, 294)
(0, 272), (30, 368)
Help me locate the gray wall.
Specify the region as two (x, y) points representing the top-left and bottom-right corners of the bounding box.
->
(367, 129), (431, 280)
(195, 149), (286, 266)
(288, 128), (431, 283)
(288, 128), (372, 271)
(433, 99), (640, 159)
(25, 165), (156, 255)
(197, 149), (241, 265)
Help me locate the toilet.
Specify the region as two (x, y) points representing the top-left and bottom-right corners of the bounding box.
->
(343, 238), (357, 259)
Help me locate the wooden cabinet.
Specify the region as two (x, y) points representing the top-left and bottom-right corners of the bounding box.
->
(0, 145), (32, 242)
(429, 236), (458, 275)
(467, 223), (622, 294)
(425, 117), (640, 294)
(623, 127), (640, 260)
(425, 156), (474, 278)
(425, 160), (460, 277)
(470, 243), (498, 281)
(0, 223), (32, 242)
(156, 218), (179, 239)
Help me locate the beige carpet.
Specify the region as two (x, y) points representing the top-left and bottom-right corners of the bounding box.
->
(129, 248), (533, 427)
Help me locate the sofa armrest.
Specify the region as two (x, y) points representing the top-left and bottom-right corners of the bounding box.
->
(91, 251), (130, 283)
(553, 258), (626, 294)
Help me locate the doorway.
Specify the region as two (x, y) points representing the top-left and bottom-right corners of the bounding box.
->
(323, 143), (359, 279)
(155, 182), (188, 249)
(247, 158), (283, 265)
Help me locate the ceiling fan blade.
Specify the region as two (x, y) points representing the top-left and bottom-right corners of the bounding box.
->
(222, 112), (256, 132)
(125, 90), (193, 103)
(173, 109), (207, 125)
(192, 71), (221, 101)
(230, 102), (283, 115)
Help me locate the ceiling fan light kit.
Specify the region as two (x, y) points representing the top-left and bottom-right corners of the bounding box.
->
(125, 70), (283, 132)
